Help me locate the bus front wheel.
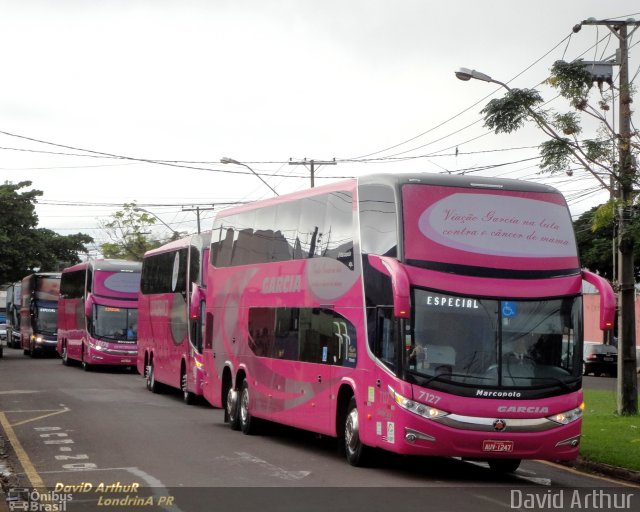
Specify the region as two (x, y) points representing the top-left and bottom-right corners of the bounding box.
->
(344, 398), (370, 467)
(181, 371), (196, 405)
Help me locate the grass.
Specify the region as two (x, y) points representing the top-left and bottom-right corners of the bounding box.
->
(580, 389), (640, 472)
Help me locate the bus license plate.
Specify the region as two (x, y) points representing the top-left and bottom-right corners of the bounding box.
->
(121, 359), (131, 363)
(482, 440), (514, 452)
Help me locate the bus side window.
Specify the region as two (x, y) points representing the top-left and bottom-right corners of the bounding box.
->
(205, 312), (214, 350)
(368, 306), (395, 371)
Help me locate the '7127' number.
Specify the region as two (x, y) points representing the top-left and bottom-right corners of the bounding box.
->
(417, 391), (441, 405)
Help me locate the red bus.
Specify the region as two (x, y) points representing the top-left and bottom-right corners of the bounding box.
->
(57, 259), (141, 370)
(20, 273), (61, 356)
(201, 173), (614, 470)
(137, 232), (211, 404)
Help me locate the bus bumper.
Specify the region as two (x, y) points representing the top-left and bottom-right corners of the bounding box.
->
(86, 346), (138, 366)
(368, 412), (581, 462)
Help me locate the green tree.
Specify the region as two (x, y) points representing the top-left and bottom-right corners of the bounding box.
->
(477, 57), (639, 414)
(575, 205), (640, 281)
(99, 203), (162, 261)
(0, 181), (93, 283)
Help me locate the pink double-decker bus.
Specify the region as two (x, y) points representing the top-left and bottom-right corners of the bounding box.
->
(202, 173), (615, 471)
(57, 259), (141, 370)
(137, 232), (211, 404)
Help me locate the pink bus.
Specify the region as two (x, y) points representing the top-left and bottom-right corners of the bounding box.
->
(201, 173), (614, 471)
(137, 232), (211, 404)
(57, 259), (141, 370)
(20, 273), (61, 356)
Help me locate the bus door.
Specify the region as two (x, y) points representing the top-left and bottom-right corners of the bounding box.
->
(368, 306), (402, 444)
(294, 308), (334, 434)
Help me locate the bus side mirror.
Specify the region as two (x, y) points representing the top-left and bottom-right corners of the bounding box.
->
(85, 293), (94, 318)
(367, 255), (410, 318)
(190, 285), (204, 319)
(582, 270), (615, 331)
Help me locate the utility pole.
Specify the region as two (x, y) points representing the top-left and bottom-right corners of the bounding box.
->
(578, 17), (640, 414)
(182, 206), (216, 234)
(289, 158), (336, 188)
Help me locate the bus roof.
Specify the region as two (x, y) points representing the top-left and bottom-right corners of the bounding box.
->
(357, 172), (563, 194)
(212, 172), (563, 220)
(143, 231), (212, 258)
(62, 259), (142, 274)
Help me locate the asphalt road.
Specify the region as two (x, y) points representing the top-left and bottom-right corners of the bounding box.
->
(0, 348), (637, 512)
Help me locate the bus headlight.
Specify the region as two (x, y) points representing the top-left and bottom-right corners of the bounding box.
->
(388, 386), (449, 420)
(194, 360), (204, 370)
(547, 406), (583, 425)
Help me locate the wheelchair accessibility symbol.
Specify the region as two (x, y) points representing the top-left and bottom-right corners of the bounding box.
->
(502, 301), (517, 318)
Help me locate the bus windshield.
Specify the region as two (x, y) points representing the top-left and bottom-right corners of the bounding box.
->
(408, 289), (582, 390)
(35, 306), (58, 335)
(93, 305), (138, 343)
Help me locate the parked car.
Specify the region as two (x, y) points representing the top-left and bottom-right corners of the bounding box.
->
(583, 342), (617, 377)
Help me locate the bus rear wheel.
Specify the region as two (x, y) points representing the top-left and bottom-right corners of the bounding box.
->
(147, 360), (160, 393)
(181, 371), (197, 405)
(344, 397), (369, 466)
(61, 345), (70, 366)
(239, 380), (258, 435)
(488, 459), (521, 473)
(226, 385), (240, 431)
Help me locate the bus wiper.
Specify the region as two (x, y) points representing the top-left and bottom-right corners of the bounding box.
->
(527, 376), (571, 391)
(97, 334), (119, 341)
(421, 372), (491, 387)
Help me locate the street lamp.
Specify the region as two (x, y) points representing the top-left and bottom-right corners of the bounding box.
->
(220, 157), (279, 196)
(133, 207), (180, 240)
(454, 67), (509, 89)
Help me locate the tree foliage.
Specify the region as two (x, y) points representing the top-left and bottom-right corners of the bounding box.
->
(0, 181), (93, 283)
(481, 88), (544, 134)
(480, 60), (629, 189)
(99, 203), (163, 261)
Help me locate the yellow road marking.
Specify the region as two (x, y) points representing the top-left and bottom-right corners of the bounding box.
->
(0, 412), (45, 489)
(10, 408), (70, 427)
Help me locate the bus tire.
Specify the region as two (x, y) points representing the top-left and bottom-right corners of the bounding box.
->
(239, 380), (258, 435)
(181, 371), (197, 405)
(488, 459), (521, 473)
(81, 345), (92, 371)
(62, 345), (70, 366)
(147, 360), (161, 393)
(226, 385), (241, 431)
(344, 397), (369, 467)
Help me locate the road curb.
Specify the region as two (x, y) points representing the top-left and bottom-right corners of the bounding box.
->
(562, 458), (640, 485)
